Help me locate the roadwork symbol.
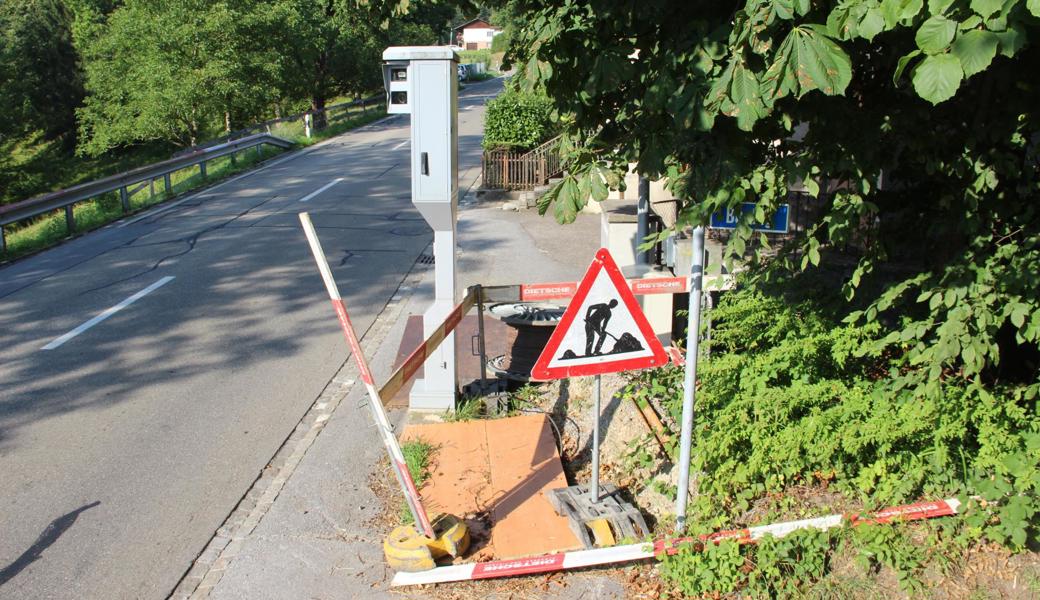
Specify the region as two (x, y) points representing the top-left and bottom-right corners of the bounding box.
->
(532, 248), (667, 379)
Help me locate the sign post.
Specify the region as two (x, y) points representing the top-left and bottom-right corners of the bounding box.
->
(533, 248), (667, 505)
(675, 226), (704, 532)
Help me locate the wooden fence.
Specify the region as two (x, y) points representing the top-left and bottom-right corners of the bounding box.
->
(481, 135), (563, 190)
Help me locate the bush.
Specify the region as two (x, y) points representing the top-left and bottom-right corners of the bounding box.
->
(482, 89), (557, 151)
(627, 270), (1039, 540)
(490, 32), (508, 53)
(637, 270), (1039, 595)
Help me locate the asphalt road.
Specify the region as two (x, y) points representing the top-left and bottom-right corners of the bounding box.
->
(0, 78), (502, 599)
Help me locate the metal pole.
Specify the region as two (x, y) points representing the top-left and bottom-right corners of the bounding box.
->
(164, 173), (172, 195)
(637, 176), (650, 266)
(591, 373), (601, 503)
(65, 205), (76, 233)
(675, 226), (704, 532)
(119, 187), (130, 213)
(475, 285), (488, 395)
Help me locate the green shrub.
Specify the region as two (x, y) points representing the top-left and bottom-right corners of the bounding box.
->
(490, 32), (508, 53)
(640, 270), (1039, 596)
(628, 269), (1039, 539)
(482, 89), (557, 151)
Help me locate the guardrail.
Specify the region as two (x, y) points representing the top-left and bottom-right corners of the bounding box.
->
(201, 93), (383, 148)
(0, 133), (294, 253)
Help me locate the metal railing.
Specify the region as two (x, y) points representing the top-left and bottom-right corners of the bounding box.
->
(204, 93), (383, 147)
(0, 133), (293, 253)
(481, 134), (563, 190)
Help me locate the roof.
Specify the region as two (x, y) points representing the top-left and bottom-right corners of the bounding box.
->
(454, 17), (499, 31)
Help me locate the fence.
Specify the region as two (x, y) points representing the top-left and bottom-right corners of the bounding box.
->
(481, 135), (563, 190)
(0, 133), (293, 253)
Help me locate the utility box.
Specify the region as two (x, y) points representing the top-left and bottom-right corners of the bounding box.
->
(382, 46), (460, 411)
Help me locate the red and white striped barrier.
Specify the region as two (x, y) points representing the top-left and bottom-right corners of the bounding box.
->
(519, 276), (689, 302)
(391, 498), (961, 586)
(300, 213), (435, 539)
(378, 289), (477, 402)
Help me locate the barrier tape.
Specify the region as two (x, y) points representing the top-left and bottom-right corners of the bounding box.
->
(378, 289), (478, 403)
(391, 497), (961, 586)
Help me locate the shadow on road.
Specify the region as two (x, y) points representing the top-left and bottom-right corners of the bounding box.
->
(0, 500), (100, 587)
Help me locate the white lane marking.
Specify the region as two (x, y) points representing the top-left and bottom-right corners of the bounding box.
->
(392, 140), (408, 150)
(41, 276), (176, 350)
(298, 178), (344, 202)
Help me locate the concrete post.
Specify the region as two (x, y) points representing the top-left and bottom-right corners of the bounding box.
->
(199, 161), (207, 179)
(120, 187), (130, 213)
(164, 174), (172, 194)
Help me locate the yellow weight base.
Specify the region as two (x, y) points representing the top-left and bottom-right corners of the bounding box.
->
(588, 518), (616, 547)
(384, 513), (470, 572)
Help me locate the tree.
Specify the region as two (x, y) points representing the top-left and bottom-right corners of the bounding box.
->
(505, 0), (1040, 397)
(75, 0), (277, 154)
(0, 0), (85, 143)
(267, 0), (454, 129)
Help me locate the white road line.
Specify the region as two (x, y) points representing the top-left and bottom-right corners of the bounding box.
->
(298, 178), (344, 202)
(41, 276), (176, 350)
(392, 139), (408, 150)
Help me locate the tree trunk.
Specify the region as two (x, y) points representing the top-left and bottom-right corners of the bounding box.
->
(311, 96), (327, 130)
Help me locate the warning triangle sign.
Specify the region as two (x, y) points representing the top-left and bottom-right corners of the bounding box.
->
(532, 248), (668, 380)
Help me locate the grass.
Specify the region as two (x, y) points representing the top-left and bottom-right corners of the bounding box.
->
(399, 438), (436, 524)
(442, 395), (485, 422)
(0, 102), (388, 263)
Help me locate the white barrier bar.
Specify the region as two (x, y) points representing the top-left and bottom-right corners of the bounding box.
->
(391, 497), (962, 586)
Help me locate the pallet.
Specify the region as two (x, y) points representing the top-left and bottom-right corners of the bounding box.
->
(545, 483), (650, 548)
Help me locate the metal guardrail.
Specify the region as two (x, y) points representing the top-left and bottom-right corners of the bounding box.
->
(0, 133), (294, 253)
(199, 93), (383, 150)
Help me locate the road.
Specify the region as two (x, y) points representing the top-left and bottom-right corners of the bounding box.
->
(0, 78), (502, 599)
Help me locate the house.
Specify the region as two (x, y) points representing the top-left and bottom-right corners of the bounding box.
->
(454, 18), (502, 50)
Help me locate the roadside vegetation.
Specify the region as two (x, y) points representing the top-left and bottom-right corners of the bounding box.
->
(482, 89), (558, 151)
(399, 438), (436, 524)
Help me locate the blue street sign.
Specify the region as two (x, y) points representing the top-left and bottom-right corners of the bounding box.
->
(709, 202), (790, 234)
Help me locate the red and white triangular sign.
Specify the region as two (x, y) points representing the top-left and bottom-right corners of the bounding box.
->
(532, 248), (668, 380)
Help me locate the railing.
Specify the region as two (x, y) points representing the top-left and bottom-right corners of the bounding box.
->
(481, 134), (563, 190)
(0, 133), (293, 253)
(204, 93), (383, 148)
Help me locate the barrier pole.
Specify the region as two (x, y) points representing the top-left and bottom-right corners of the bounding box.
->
(675, 226), (704, 532)
(299, 212), (435, 539)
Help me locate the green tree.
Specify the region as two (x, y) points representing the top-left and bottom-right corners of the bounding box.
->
(75, 0), (276, 154)
(505, 0), (1040, 396)
(267, 0), (453, 129)
(0, 0), (85, 143)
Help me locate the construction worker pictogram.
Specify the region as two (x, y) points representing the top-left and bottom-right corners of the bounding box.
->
(532, 248), (667, 379)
